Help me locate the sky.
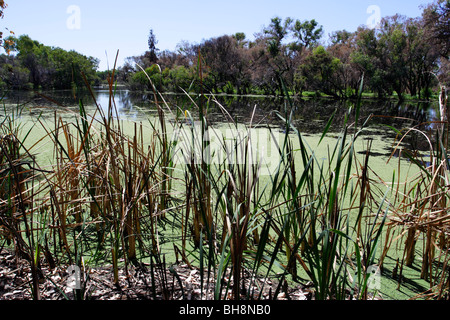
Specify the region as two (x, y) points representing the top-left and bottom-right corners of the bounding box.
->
(1, 0), (432, 70)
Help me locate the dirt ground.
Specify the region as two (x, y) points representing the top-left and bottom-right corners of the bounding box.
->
(0, 248), (310, 300)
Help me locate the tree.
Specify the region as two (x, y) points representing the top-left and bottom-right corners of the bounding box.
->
(120, 10), (443, 98)
(260, 17), (295, 95)
(299, 45), (342, 97)
(422, 0), (450, 58)
(145, 29), (159, 65)
(264, 16), (293, 57)
(377, 15), (409, 99)
(0, 54), (31, 90)
(2, 35), (99, 90)
(232, 32), (248, 48)
(328, 30), (361, 97)
(129, 66), (162, 91)
(158, 49), (190, 70)
(167, 65), (192, 91)
(352, 15), (439, 100)
(403, 17), (439, 98)
(422, 0), (450, 87)
(329, 30), (353, 45)
(291, 19), (323, 50)
(200, 35), (249, 94)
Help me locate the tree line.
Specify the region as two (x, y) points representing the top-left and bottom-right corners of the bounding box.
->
(121, 0), (449, 100)
(0, 35), (99, 90)
(0, 0), (448, 100)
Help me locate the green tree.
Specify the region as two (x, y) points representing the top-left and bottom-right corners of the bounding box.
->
(299, 45), (342, 97)
(328, 30), (361, 98)
(352, 15), (439, 99)
(0, 55), (31, 90)
(403, 17), (438, 98)
(261, 17), (294, 95)
(377, 15), (409, 99)
(264, 16), (293, 57)
(291, 19), (323, 50)
(329, 30), (353, 45)
(128, 65), (164, 91)
(232, 32), (247, 48)
(167, 65), (194, 92)
(4, 35), (99, 90)
(351, 27), (388, 97)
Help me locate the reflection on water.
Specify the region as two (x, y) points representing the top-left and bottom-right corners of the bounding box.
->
(2, 89), (155, 120)
(1, 89), (440, 151)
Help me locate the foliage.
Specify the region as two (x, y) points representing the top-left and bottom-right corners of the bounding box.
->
(298, 45), (342, 97)
(423, 0), (450, 58)
(0, 1), (446, 98)
(291, 18), (323, 50)
(0, 35), (99, 90)
(351, 15), (440, 99)
(0, 55), (31, 90)
(118, 5), (444, 100)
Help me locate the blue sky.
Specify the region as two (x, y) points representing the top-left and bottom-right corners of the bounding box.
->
(1, 0), (431, 70)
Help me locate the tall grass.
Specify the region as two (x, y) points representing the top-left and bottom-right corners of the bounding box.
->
(383, 85), (449, 299)
(0, 66), (448, 300)
(0, 101), (43, 299)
